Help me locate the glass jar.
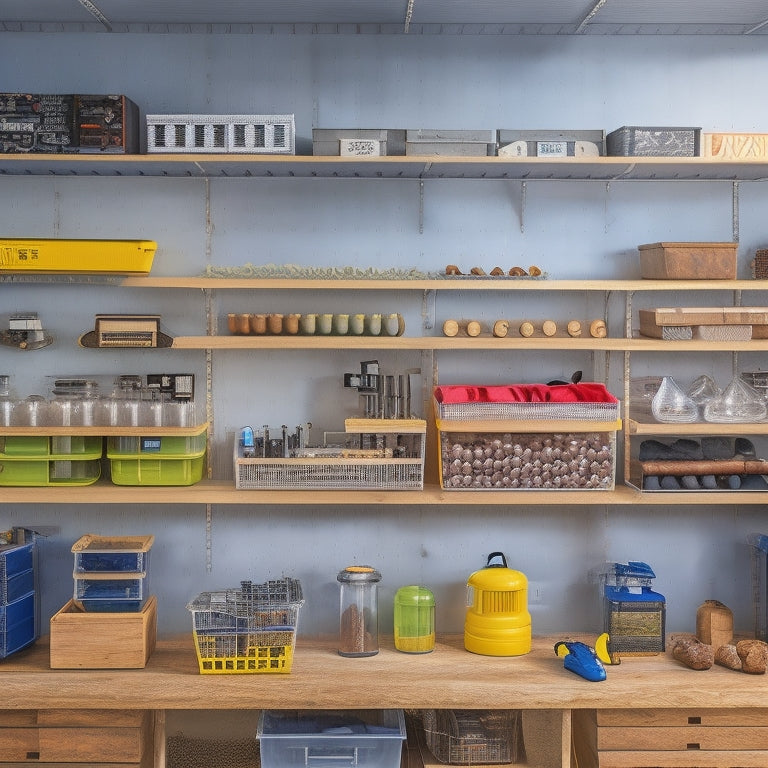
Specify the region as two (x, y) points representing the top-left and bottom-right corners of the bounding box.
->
(394, 585), (435, 654)
(337, 565), (381, 657)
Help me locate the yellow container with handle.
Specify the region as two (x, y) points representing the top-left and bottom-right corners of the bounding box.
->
(464, 551), (531, 656)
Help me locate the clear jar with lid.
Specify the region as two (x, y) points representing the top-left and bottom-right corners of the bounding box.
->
(337, 565), (381, 657)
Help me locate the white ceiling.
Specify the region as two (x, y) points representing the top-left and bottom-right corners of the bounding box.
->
(2, 0), (768, 34)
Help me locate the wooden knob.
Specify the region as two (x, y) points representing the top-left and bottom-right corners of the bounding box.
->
(519, 321), (535, 337)
(442, 319), (460, 337)
(589, 319), (607, 338)
(567, 320), (582, 337)
(542, 320), (557, 337)
(492, 319), (510, 338)
(465, 320), (482, 337)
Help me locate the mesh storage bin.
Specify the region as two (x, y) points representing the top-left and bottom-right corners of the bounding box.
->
(258, 709), (406, 768)
(73, 572), (149, 612)
(421, 709), (526, 765)
(434, 385), (620, 491)
(187, 578), (304, 674)
(147, 114), (295, 154)
(234, 420), (425, 490)
(606, 126), (701, 157)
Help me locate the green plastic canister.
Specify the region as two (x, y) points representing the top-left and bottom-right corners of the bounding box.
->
(394, 585), (435, 653)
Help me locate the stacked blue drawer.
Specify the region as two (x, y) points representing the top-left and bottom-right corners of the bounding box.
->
(0, 537), (38, 658)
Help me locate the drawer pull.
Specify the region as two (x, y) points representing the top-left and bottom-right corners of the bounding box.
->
(26, 752), (40, 759)
(688, 716), (701, 724)
(686, 743), (701, 750)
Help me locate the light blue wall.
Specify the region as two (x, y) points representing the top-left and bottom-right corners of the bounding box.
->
(1, 31), (768, 639)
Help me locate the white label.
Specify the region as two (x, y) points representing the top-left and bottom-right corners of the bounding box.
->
(340, 139), (382, 156)
(536, 141), (568, 157)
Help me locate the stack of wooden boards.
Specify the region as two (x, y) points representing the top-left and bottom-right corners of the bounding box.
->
(638, 307), (768, 340)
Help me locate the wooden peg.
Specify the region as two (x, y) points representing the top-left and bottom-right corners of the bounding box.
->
(492, 319), (510, 337)
(589, 319), (607, 338)
(542, 320), (557, 337)
(567, 320), (582, 337)
(519, 321), (535, 337)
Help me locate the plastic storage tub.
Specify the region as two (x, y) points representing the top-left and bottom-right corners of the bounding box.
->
(0, 592), (36, 658)
(258, 709), (406, 768)
(73, 572), (148, 612)
(0, 238), (157, 274)
(72, 534), (153, 573)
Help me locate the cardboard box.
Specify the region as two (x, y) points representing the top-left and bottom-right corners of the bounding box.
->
(638, 242), (738, 280)
(49, 594), (157, 668)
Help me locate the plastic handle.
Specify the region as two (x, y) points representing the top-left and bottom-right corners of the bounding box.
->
(486, 551), (507, 568)
(305, 746), (359, 765)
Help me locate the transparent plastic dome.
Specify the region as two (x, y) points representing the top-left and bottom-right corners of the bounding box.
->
(651, 376), (699, 423)
(703, 376), (768, 423)
(687, 374), (721, 405)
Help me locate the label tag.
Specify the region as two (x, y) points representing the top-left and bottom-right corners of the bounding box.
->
(340, 139), (381, 156)
(140, 437), (162, 453)
(536, 140), (568, 157)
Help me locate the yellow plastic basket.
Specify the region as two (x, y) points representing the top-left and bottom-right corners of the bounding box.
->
(192, 630), (295, 674)
(0, 238), (157, 274)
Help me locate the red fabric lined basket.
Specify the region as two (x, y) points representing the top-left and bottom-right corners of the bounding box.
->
(433, 383), (617, 405)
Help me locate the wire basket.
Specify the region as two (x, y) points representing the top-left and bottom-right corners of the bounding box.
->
(187, 578), (304, 674)
(434, 399), (619, 422)
(421, 709), (526, 765)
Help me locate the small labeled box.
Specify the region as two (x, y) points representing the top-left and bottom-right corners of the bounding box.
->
(258, 709), (406, 768)
(49, 595), (157, 669)
(434, 384), (620, 491)
(405, 129), (496, 157)
(607, 126), (701, 157)
(312, 128), (406, 156)
(497, 129), (605, 157)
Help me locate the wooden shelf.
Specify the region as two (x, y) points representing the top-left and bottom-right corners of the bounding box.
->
(3, 480), (768, 505)
(4, 633), (767, 711)
(629, 419), (768, 435)
(170, 335), (768, 352)
(5, 154), (768, 181)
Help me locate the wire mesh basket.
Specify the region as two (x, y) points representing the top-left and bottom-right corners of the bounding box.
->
(434, 399), (619, 422)
(146, 114), (295, 154)
(187, 578), (304, 674)
(421, 709), (526, 765)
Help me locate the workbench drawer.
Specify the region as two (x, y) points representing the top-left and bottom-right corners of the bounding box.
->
(573, 708), (768, 768)
(0, 709), (151, 765)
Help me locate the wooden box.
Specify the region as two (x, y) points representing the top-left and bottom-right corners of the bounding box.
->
(638, 242), (738, 280)
(703, 132), (768, 160)
(49, 594), (157, 669)
(0, 709), (152, 766)
(573, 708), (768, 767)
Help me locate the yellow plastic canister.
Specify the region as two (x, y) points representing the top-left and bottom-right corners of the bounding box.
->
(464, 551), (531, 656)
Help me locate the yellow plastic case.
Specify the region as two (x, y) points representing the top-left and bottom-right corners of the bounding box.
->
(0, 239), (157, 274)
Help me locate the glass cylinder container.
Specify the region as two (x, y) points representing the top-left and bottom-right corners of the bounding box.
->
(394, 585), (435, 654)
(337, 565), (381, 657)
(0, 375), (16, 427)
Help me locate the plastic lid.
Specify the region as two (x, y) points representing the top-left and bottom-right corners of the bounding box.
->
(395, 585), (435, 606)
(337, 565), (382, 583)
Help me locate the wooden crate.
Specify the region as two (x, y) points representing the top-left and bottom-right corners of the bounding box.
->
(0, 709), (152, 766)
(573, 708), (768, 767)
(638, 242), (738, 280)
(703, 133), (768, 160)
(49, 594), (157, 669)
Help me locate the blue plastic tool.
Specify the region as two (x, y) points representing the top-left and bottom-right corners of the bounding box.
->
(554, 640), (607, 682)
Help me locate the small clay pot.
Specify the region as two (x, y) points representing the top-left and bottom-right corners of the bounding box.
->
(285, 314), (301, 334)
(267, 313), (284, 334)
(250, 314), (267, 334)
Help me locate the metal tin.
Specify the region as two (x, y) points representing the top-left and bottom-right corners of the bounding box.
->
(405, 129), (496, 157)
(497, 129), (605, 157)
(312, 128), (406, 156)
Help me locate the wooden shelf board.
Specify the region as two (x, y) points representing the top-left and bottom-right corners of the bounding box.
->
(3, 634), (767, 711)
(5, 154), (768, 181)
(3, 481), (767, 505)
(629, 419), (768, 435)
